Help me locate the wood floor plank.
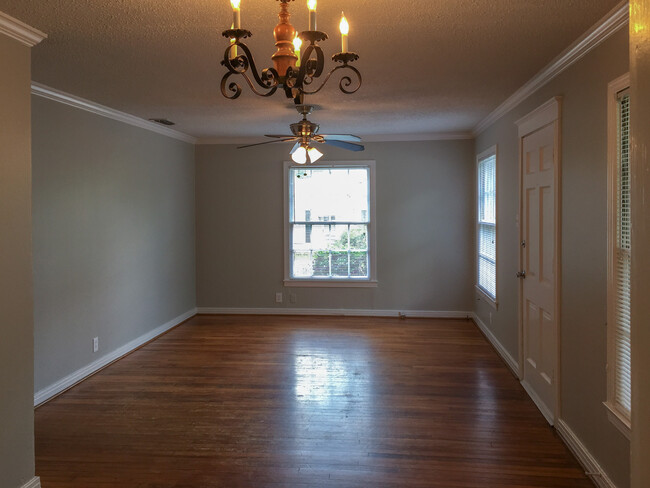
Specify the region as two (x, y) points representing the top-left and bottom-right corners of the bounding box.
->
(35, 315), (593, 487)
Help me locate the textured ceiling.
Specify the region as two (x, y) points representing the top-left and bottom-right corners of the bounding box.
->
(0, 0), (623, 140)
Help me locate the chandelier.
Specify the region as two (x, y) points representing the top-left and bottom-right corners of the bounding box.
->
(221, 0), (362, 105)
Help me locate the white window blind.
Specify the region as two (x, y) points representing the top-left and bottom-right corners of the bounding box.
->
(614, 92), (632, 417)
(477, 153), (497, 300)
(288, 166), (371, 280)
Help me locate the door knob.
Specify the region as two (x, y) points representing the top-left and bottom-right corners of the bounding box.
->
(516, 270), (526, 279)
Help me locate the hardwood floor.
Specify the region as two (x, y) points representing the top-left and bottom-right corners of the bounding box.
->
(35, 315), (593, 487)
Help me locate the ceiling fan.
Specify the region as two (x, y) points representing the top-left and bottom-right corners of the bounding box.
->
(237, 104), (364, 164)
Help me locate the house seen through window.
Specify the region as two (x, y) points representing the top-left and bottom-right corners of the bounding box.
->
(287, 163), (374, 282)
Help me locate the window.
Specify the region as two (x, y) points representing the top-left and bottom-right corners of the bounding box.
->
(606, 74), (631, 438)
(284, 161), (377, 287)
(476, 147), (497, 306)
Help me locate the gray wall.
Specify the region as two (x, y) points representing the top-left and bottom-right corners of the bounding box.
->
(0, 35), (36, 488)
(32, 97), (196, 393)
(475, 28), (630, 487)
(196, 140), (475, 312)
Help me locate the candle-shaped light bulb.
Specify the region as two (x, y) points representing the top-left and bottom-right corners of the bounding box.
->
(293, 34), (302, 66)
(230, 23), (237, 59)
(339, 13), (349, 53)
(308, 0), (317, 30)
(231, 0), (241, 29)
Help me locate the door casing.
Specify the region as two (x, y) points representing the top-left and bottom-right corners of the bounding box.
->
(515, 97), (562, 425)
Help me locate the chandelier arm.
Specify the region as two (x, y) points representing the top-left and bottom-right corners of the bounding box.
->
(285, 43), (324, 91)
(222, 44), (249, 74)
(238, 71), (281, 97)
(337, 64), (362, 95)
(220, 71), (243, 100)
(309, 44), (325, 79)
(299, 64), (362, 96)
(221, 41), (281, 97)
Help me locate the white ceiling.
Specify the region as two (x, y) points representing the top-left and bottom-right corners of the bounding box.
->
(0, 0), (623, 141)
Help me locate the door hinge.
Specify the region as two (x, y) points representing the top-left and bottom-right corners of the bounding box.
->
(521, 240), (526, 248)
(516, 270), (526, 279)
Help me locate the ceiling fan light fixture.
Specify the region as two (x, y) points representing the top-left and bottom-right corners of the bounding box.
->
(291, 146), (308, 164)
(291, 144), (323, 164)
(308, 146), (323, 163)
(236, 106), (363, 159)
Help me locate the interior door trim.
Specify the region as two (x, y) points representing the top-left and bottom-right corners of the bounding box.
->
(515, 96), (562, 424)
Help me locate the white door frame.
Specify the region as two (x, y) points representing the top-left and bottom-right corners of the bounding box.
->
(515, 97), (562, 424)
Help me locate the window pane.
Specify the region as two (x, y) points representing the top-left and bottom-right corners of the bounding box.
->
(478, 256), (496, 298)
(291, 167), (369, 222)
(292, 224), (348, 252)
(348, 225), (368, 250)
(478, 155), (496, 224)
(312, 251), (330, 277)
(618, 94), (631, 251)
(292, 251), (313, 278)
(479, 223), (496, 261)
(350, 252), (368, 277)
(290, 224), (370, 279)
(292, 224), (368, 252)
(331, 252), (349, 277)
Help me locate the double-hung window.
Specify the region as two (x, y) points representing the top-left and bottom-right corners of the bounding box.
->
(606, 74), (632, 438)
(476, 147), (497, 306)
(284, 161), (377, 286)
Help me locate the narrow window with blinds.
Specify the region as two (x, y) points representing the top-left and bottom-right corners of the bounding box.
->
(476, 148), (497, 304)
(606, 76), (632, 437)
(285, 162), (376, 286)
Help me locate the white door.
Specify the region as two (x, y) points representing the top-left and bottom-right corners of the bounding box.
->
(520, 122), (558, 425)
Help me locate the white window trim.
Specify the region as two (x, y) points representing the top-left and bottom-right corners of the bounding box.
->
(604, 72), (631, 440)
(476, 146), (498, 309)
(283, 160), (378, 288)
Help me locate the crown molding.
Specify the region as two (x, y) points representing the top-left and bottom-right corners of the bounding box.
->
(31, 82), (198, 144)
(473, 0), (629, 135)
(0, 11), (47, 47)
(196, 131), (474, 145)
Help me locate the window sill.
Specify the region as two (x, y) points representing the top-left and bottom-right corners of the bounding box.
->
(604, 402), (631, 440)
(284, 279), (378, 288)
(475, 285), (498, 310)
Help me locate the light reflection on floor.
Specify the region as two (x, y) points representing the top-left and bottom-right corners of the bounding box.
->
(294, 353), (351, 404)
(290, 331), (374, 472)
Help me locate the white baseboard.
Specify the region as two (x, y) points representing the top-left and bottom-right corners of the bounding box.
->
(34, 308), (197, 406)
(470, 312), (520, 376)
(521, 379), (555, 426)
(555, 419), (618, 488)
(196, 307), (473, 319)
(470, 313), (617, 486)
(20, 477), (40, 488)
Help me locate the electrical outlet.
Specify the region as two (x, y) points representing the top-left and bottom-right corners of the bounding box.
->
(93, 337), (99, 353)
(289, 293), (297, 304)
(275, 292), (283, 303)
